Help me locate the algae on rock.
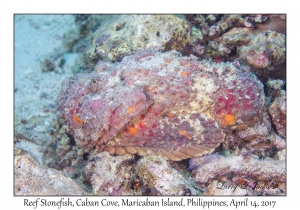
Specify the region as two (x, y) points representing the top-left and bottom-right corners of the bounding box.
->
(87, 15), (203, 62)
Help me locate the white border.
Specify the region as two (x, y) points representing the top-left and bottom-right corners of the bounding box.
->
(2, 0), (296, 209)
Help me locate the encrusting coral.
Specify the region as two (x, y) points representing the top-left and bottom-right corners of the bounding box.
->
(57, 48), (265, 161)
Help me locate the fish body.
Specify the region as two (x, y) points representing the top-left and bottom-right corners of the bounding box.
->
(57, 49), (264, 161)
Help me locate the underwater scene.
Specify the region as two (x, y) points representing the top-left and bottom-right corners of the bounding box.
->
(14, 14), (286, 196)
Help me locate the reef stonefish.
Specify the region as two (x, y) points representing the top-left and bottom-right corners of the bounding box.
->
(57, 49), (264, 161)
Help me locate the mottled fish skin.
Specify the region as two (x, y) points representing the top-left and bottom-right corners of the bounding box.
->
(57, 49), (265, 161)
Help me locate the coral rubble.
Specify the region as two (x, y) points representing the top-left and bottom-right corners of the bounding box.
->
(190, 154), (286, 195)
(87, 15), (203, 62)
(255, 15), (286, 34)
(57, 49), (265, 161)
(82, 151), (136, 195)
(207, 29), (286, 74)
(266, 79), (286, 138)
(136, 155), (201, 195)
(269, 95), (286, 138)
(186, 14), (257, 40)
(14, 149), (88, 195)
(222, 111), (285, 158)
(266, 79), (285, 100)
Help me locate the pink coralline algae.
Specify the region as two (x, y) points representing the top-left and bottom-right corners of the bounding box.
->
(57, 49), (265, 161)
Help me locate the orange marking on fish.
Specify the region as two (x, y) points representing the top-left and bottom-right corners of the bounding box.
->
(167, 113), (175, 117)
(180, 71), (188, 77)
(128, 127), (138, 134)
(127, 106), (135, 113)
(73, 113), (83, 127)
(178, 129), (192, 140)
(221, 114), (235, 125)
